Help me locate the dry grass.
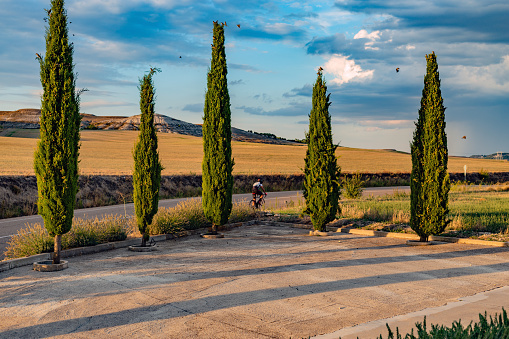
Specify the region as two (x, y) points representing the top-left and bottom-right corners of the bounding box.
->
(1, 130), (509, 175)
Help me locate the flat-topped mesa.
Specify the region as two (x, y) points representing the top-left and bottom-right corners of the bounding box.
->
(0, 109), (41, 128)
(0, 109), (299, 145)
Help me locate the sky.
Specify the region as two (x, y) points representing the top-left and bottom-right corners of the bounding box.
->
(1, 0), (508, 156)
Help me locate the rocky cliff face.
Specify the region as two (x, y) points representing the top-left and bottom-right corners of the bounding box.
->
(0, 109), (297, 145)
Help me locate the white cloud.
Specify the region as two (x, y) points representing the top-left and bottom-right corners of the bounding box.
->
(78, 35), (138, 61)
(353, 29), (381, 50)
(353, 29), (380, 41)
(396, 44), (416, 50)
(448, 55), (509, 93)
(323, 54), (374, 85)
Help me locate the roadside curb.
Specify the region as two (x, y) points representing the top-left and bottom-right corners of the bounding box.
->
(259, 220), (313, 229)
(341, 228), (509, 247)
(0, 220), (258, 273)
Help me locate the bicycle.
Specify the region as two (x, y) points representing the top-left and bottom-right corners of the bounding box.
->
(250, 193), (266, 209)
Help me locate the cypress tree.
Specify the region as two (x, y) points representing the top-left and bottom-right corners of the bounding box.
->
(133, 68), (162, 247)
(410, 52), (450, 242)
(34, 0), (81, 264)
(202, 21), (234, 234)
(303, 68), (341, 232)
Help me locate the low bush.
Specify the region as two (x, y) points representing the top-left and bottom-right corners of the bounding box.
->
(343, 172), (365, 199)
(375, 309), (509, 339)
(4, 214), (131, 259)
(149, 199), (257, 234)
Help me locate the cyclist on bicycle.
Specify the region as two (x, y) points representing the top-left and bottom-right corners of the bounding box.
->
(252, 178), (267, 201)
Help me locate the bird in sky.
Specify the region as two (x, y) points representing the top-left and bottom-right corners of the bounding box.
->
(179, 56), (182, 58)
(35, 53), (42, 60)
(317, 66), (323, 74)
(462, 136), (467, 139)
(237, 24), (240, 28)
(396, 68), (400, 73)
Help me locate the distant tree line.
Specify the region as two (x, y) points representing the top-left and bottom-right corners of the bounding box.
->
(246, 130), (306, 144)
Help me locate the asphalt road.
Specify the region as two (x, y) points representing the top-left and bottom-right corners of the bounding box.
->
(0, 186), (409, 257)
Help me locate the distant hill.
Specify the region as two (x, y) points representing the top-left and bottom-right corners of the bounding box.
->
(470, 153), (509, 161)
(0, 108), (299, 145)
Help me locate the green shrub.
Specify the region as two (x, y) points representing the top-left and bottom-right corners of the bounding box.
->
(150, 199), (257, 234)
(479, 168), (490, 183)
(343, 173), (365, 199)
(4, 215), (130, 259)
(376, 309), (509, 339)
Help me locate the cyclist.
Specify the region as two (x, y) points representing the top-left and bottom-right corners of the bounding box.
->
(252, 178), (267, 204)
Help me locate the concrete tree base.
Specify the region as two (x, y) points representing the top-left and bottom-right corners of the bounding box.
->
(33, 260), (68, 272)
(128, 245), (158, 252)
(309, 230), (329, 236)
(201, 233), (224, 239)
(406, 240), (432, 246)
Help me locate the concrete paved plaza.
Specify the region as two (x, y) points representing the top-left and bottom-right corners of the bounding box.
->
(1, 222), (509, 338)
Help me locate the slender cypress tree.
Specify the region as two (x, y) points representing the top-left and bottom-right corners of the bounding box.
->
(303, 68), (341, 232)
(202, 21), (234, 234)
(34, 0), (81, 264)
(410, 52), (450, 242)
(133, 68), (162, 247)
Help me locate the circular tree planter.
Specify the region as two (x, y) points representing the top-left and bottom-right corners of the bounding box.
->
(128, 245), (158, 252)
(201, 233), (224, 239)
(33, 260), (68, 272)
(406, 240), (432, 246)
(309, 230), (330, 236)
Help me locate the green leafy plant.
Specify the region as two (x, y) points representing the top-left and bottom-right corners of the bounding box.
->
(479, 168), (490, 183)
(343, 173), (365, 199)
(377, 309), (509, 338)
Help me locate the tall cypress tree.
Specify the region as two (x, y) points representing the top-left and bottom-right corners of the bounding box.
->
(410, 52), (450, 242)
(303, 68), (341, 232)
(202, 21), (234, 234)
(34, 0), (81, 264)
(133, 68), (162, 247)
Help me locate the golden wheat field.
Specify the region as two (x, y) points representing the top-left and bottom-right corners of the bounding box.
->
(1, 130), (509, 175)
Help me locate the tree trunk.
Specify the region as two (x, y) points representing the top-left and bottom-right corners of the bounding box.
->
(141, 233), (147, 247)
(211, 224), (217, 235)
(420, 235), (429, 242)
(52, 234), (62, 264)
